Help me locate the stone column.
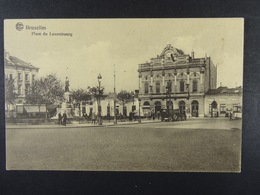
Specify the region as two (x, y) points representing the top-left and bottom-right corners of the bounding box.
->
(200, 67), (205, 92)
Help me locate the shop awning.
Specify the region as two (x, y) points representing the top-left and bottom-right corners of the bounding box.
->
(24, 105), (46, 113)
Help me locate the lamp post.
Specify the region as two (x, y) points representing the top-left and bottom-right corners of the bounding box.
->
(166, 80), (172, 115)
(113, 65), (117, 125)
(138, 97), (141, 123)
(97, 74), (102, 125)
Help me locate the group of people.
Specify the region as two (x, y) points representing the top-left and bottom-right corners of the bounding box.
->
(58, 112), (67, 126)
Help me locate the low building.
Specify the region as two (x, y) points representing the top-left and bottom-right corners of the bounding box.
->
(205, 86), (243, 117)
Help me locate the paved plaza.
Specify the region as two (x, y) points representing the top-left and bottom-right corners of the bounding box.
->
(6, 118), (242, 172)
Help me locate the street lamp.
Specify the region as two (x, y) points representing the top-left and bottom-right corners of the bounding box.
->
(166, 80), (172, 115)
(97, 73), (102, 125)
(138, 97), (141, 123)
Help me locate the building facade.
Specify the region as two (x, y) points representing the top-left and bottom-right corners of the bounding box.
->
(5, 51), (39, 104)
(204, 86), (242, 117)
(138, 44), (217, 117)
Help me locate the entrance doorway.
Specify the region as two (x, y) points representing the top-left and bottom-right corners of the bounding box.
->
(211, 100), (218, 117)
(154, 101), (161, 114)
(191, 100), (199, 117)
(179, 101), (186, 113)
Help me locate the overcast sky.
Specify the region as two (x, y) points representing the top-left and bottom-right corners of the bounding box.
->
(4, 19), (243, 93)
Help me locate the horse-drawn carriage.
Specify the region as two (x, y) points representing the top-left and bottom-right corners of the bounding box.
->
(161, 109), (187, 122)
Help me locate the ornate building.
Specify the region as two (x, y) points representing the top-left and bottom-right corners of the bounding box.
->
(138, 44), (217, 117)
(4, 51), (39, 104)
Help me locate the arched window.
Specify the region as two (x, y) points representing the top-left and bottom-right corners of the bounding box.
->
(156, 81), (160, 93)
(193, 80), (198, 92)
(179, 101), (186, 112)
(144, 83), (149, 94)
(180, 80), (185, 92)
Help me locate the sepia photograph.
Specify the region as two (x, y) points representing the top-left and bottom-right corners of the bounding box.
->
(4, 18), (243, 172)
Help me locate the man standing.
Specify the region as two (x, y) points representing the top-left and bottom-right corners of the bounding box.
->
(63, 111), (67, 126)
(58, 112), (62, 125)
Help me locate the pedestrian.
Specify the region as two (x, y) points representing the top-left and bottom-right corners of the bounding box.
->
(91, 112), (96, 125)
(129, 112), (132, 122)
(157, 111), (160, 120)
(63, 111), (67, 126)
(183, 110), (187, 121)
(58, 112), (62, 125)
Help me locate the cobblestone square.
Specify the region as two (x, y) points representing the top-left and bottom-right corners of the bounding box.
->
(6, 118), (242, 172)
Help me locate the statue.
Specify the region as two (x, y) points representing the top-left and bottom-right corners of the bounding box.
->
(65, 77), (70, 92)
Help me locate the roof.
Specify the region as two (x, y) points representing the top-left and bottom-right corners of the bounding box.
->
(206, 86), (242, 95)
(4, 53), (39, 70)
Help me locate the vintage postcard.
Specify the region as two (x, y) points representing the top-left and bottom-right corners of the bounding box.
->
(4, 18), (243, 172)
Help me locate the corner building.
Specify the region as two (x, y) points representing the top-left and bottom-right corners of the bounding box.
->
(4, 51), (39, 104)
(138, 44), (217, 117)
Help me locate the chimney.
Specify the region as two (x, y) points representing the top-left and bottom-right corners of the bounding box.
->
(191, 50), (194, 59)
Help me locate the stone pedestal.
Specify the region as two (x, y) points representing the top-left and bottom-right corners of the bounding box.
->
(64, 92), (71, 102)
(52, 91), (73, 119)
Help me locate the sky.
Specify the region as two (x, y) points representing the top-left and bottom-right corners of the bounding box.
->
(4, 19), (244, 93)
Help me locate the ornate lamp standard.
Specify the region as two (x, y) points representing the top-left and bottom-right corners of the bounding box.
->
(138, 69), (142, 123)
(166, 80), (172, 116)
(97, 74), (102, 125)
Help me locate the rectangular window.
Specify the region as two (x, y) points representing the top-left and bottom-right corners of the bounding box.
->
(25, 74), (29, 81)
(18, 85), (22, 94)
(107, 106), (111, 116)
(233, 104), (241, 112)
(193, 81), (198, 92)
(9, 74), (13, 80)
(25, 85), (29, 95)
(156, 82), (160, 93)
(220, 104), (226, 114)
(18, 73), (21, 80)
(144, 83), (149, 94)
(180, 80), (185, 92)
(32, 75), (35, 81)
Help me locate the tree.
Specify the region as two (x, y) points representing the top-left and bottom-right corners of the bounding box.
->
(117, 90), (134, 116)
(87, 86), (106, 101)
(5, 77), (17, 116)
(87, 86), (104, 96)
(71, 88), (91, 102)
(71, 88), (92, 116)
(26, 74), (64, 106)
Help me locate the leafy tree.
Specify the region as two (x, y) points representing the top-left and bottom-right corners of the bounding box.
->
(5, 78), (16, 103)
(117, 90), (134, 104)
(5, 77), (17, 113)
(71, 88), (91, 102)
(117, 90), (134, 115)
(87, 86), (104, 96)
(26, 74), (64, 106)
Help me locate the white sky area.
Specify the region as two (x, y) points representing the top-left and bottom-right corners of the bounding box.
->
(4, 19), (244, 93)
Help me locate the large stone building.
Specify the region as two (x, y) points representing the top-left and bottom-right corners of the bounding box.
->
(138, 44), (217, 117)
(4, 51), (39, 104)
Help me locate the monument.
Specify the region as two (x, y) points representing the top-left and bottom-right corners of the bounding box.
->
(55, 77), (73, 119)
